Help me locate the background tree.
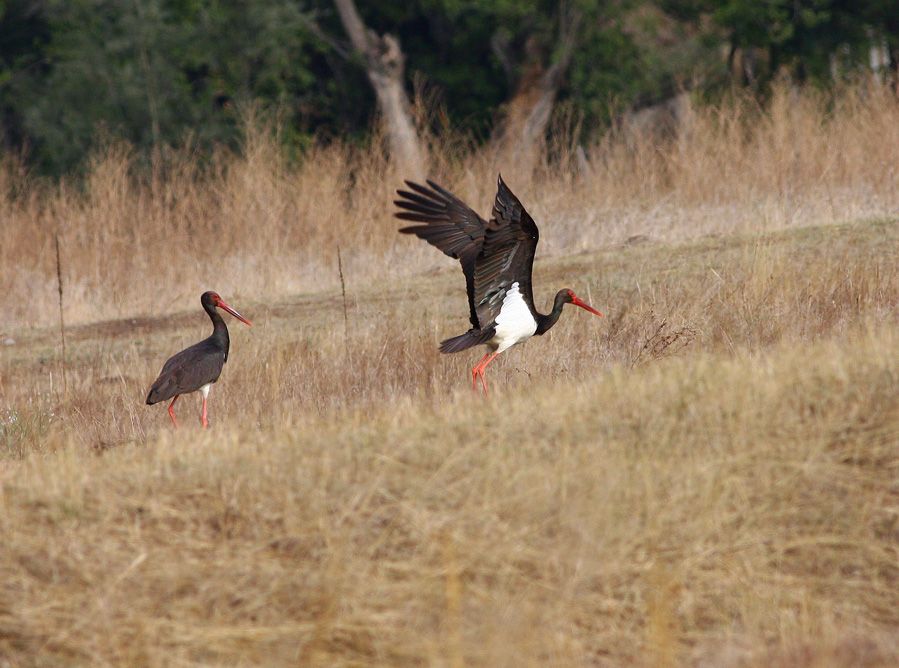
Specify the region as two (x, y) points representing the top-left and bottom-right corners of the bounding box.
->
(5, 0), (347, 173)
(664, 0), (899, 89)
(333, 0), (424, 175)
(0, 0), (51, 156)
(0, 0), (895, 176)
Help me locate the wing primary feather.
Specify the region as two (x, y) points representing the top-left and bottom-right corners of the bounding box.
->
(395, 179), (490, 329)
(469, 176), (542, 329)
(395, 190), (445, 208)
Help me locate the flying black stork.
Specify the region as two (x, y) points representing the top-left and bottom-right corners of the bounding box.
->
(146, 291), (252, 428)
(396, 175), (603, 394)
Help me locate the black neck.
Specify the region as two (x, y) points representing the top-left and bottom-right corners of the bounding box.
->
(535, 292), (568, 335)
(204, 301), (230, 356)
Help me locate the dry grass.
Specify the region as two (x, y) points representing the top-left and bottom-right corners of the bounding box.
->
(2, 82), (898, 329)
(1, 82), (898, 665)
(1, 211), (897, 665)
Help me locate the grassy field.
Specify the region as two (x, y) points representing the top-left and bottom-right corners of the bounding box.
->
(3, 83), (899, 330)
(1, 212), (897, 665)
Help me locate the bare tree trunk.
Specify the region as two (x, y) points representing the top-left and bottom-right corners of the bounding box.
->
(334, 0), (424, 176)
(495, 4), (580, 156)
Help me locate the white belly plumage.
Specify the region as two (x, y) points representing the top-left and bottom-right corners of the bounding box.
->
(490, 282), (537, 353)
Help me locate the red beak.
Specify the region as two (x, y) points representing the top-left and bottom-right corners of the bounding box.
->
(571, 294), (603, 317)
(216, 298), (252, 326)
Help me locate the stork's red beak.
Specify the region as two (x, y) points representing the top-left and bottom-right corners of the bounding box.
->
(216, 298), (252, 326)
(571, 293), (603, 317)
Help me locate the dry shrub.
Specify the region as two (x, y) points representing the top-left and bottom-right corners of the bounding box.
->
(2, 217), (896, 453)
(2, 82), (898, 329)
(0, 321), (896, 666)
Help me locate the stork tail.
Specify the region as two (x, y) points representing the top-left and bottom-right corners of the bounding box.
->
(439, 327), (495, 354)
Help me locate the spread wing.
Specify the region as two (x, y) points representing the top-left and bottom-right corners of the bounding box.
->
(395, 180), (487, 328)
(472, 175), (540, 329)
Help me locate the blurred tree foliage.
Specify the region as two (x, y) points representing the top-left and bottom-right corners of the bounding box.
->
(0, 0), (896, 175)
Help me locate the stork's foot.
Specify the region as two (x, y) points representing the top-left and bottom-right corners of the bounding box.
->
(168, 396), (179, 428)
(470, 352), (499, 397)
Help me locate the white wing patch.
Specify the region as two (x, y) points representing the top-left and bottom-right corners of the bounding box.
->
(491, 282), (537, 353)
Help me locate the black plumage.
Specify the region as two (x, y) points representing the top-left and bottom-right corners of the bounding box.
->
(396, 179), (486, 328)
(397, 176), (540, 343)
(396, 174), (603, 393)
(146, 291), (251, 427)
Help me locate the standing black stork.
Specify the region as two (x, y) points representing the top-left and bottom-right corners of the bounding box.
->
(396, 174), (603, 394)
(146, 291), (252, 428)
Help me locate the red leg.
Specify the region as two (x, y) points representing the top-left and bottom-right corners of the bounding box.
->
(472, 352), (492, 391)
(473, 352), (499, 397)
(167, 395), (179, 428)
(201, 396), (209, 429)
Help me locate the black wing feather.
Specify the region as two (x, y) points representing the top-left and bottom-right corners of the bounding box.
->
(438, 327), (496, 353)
(395, 179), (487, 328)
(146, 338), (225, 404)
(471, 175), (541, 329)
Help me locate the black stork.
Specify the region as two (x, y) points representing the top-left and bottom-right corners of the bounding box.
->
(396, 175), (603, 394)
(146, 291), (252, 428)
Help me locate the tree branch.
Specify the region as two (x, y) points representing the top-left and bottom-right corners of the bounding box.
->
(333, 0), (372, 57)
(298, 14), (353, 61)
(332, 0), (424, 175)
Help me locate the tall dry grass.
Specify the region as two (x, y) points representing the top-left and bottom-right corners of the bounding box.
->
(3, 216), (896, 450)
(0, 82), (897, 666)
(1, 81), (898, 329)
(1, 305), (897, 665)
(0, 219), (896, 666)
